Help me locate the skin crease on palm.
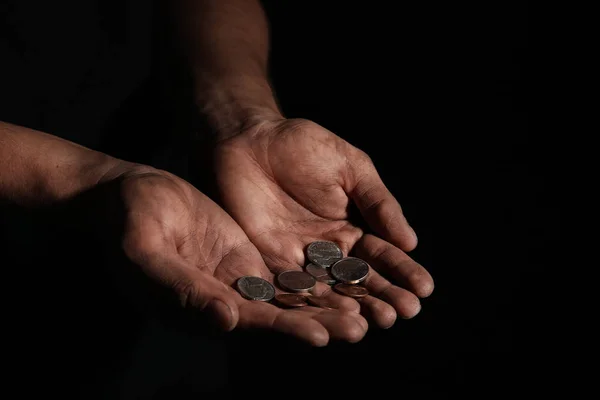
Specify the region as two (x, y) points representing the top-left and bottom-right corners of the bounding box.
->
(115, 167), (369, 347)
(213, 118), (435, 332)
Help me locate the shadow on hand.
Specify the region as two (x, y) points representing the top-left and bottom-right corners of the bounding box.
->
(0, 181), (233, 397)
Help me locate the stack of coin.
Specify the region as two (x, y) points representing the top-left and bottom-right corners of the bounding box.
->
(304, 240), (370, 298)
(235, 241), (371, 310)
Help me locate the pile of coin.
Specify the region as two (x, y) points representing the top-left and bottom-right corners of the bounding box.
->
(236, 241), (371, 310)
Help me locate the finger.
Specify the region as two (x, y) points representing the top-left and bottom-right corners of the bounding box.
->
(311, 282), (361, 313)
(348, 152), (418, 251)
(237, 299), (368, 346)
(140, 251), (242, 331)
(304, 309), (368, 343)
(362, 267), (421, 319)
(355, 234), (434, 298)
(255, 236), (306, 274)
(238, 301), (330, 346)
(357, 295), (397, 328)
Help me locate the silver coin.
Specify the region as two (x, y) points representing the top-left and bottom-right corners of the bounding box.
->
(236, 276), (275, 301)
(330, 257), (370, 284)
(305, 263), (337, 285)
(277, 270), (316, 292)
(306, 241), (343, 268)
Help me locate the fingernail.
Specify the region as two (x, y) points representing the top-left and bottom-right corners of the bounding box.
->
(207, 299), (234, 331)
(401, 302), (422, 319)
(407, 225), (418, 249)
(410, 225), (418, 240)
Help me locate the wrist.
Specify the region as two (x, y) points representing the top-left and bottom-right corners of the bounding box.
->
(44, 150), (125, 204)
(193, 75), (284, 141)
(0, 121), (130, 206)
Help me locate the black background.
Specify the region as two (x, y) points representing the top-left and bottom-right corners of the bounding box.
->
(0, 1), (550, 398)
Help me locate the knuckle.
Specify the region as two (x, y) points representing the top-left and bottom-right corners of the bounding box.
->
(354, 178), (383, 210)
(369, 240), (392, 260)
(122, 233), (145, 254)
(348, 146), (374, 168)
(285, 118), (317, 134)
(173, 279), (208, 310)
(121, 231), (154, 263)
(357, 148), (373, 165)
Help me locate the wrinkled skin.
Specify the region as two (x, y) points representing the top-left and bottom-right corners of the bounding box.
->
(212, 118), (435, 328)
(96, 165), (368, 346)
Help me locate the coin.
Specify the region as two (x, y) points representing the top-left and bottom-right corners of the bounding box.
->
(330, 257), (370, 284)
(275, 293), (308, 308)
(236, 276), (275, 301)
(277, 270), (316, 292)
(306, 241), (343, 268)
(305, 263), (337, 285)
(316, 275), (337, 285)
(334, 283), (369, 298)
(306, 295), (338, 310)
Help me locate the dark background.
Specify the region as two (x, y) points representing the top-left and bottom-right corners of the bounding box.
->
(0, 1), (549, 398)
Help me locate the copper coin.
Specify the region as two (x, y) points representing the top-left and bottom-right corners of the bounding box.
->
(334, 283), (369, 298)
(306, 241), (343, 268)
(275, 293), (308, 308)
(305, 263), (337, 285)
(277, 270), (316, 292)
(330, 257), (370, 284)
(305, 295), (338, 310)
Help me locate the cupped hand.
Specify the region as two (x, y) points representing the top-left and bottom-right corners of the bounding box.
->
(90, 163), (367, 346)
(213, 118), (434, 328)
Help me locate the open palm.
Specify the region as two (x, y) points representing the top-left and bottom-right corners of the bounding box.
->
(98, 165), (367, 346)
(214, 119), (434, 327)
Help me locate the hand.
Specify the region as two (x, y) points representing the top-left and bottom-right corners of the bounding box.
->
(212, 118), (434, 328)
(85, 163), (367, 346)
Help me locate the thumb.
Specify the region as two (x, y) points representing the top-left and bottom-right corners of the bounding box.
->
(175, 273), (241, 332)
(348, 151), (418, 251)
(137, 251), (241, 331)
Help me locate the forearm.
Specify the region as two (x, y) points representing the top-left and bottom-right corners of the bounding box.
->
(171, 0), (282, 139)
(0, 121), (121, 206)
